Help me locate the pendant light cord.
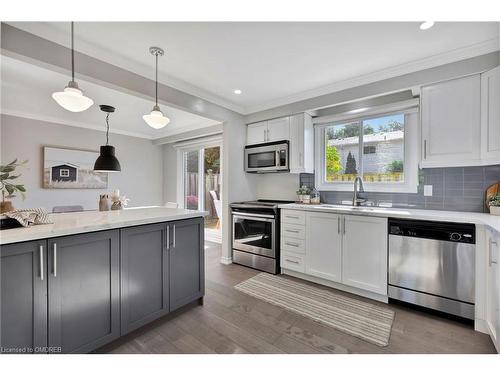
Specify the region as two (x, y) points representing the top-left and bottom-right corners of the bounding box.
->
(105, 113), (110, 145)
(71, 21), (75, 82)
(155, 53), (158, 106)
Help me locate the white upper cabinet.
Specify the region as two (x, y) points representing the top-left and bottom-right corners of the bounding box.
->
(289, 113), (314, 174)
(342, 215), (388, 295)
(246, 121), (268, 145)
(421, 74), (481, 168)
(305, 211), (342, 283)
(267, 117), (290, 142)
(481, 66), (500, 164)
(246, 113), (314, 173)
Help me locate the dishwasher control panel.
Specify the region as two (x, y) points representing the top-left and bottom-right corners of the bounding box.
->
(388, 218), (475, 244)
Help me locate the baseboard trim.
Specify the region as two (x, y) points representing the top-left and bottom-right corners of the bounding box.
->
(282, 268), (389, 304)
(220, 256), (232, 265)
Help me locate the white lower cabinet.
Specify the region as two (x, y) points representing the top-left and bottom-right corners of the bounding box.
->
(342, 215), (388, 295)
(280, 209), (388, 300)
(486, 228), (500, 352)
(305, 211), (342, 283)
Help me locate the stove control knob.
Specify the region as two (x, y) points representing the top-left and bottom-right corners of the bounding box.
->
(450, 232), (462, 241)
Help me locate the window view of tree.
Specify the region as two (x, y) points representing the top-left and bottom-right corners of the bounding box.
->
(324, 113), (405, 183)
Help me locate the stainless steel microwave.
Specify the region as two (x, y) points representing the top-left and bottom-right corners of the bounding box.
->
(244, 141), (289, 173)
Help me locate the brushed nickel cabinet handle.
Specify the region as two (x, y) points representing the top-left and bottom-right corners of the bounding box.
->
(343, 216), (346, 235)
(39, 245), (44, 281)
(173, 224), (176, 248)
(490, 239), (498, 265)
(286, 229), (300, 234)
(424, 139), (427, 159)
(166, 225), (170, 250)
(285, 259), (300, 264)
(53, 243), (57, 277)
(285, 242), (299, 247)
(286, 215), (299, 219)
(337, 217), (340, 234)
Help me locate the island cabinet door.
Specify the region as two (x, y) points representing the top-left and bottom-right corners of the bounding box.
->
(120, 223), (169, 335)
(47, 230), (120, 354)
(169, 217), (205, 311)
(1, 240), (48, 354)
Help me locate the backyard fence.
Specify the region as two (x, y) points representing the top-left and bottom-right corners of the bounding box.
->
(185, 172), (221, 218)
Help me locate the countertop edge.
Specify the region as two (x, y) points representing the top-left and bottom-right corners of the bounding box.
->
(278, 203), (500, 234)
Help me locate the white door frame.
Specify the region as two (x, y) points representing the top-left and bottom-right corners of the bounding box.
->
(174, 135), (223, 215)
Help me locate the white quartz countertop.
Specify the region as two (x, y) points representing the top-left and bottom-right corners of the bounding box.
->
(0, 206), (208, 245)
(278, 203), (500, 234)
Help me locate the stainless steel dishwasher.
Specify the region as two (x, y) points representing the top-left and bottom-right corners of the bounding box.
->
(388, 218), (475, 320)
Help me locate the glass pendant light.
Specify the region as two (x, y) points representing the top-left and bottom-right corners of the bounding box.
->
(94, 105), (121, 172)
(143, 47), (170, 129)
(52, 22), (94, 112)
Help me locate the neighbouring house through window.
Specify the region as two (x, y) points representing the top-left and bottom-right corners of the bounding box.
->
(315, 107), (419, 193)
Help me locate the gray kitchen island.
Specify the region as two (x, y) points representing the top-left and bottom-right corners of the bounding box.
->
(0, 207), (206, 354)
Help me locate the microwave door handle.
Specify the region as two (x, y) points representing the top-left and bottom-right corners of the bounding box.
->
(276, 150), (280, 167)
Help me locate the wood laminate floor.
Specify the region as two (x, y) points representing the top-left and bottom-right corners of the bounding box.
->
(97, 241), (496, 354)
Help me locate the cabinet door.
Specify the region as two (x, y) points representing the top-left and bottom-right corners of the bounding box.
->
(247, 121), (268, 145)
(267, 117), (290, 142)
(421, 75), (481, 167)
(47, 231), (120, 353)
(169, 218), (204, 311)
(305, 212), (342, 282)
(481, 66), (500, 163)
(486, 230), (500, 352)
(289, 113), (314, 174)
(342, 215), (388, 295)
(1, 240), (47, 353)
(120, 223), (169, 335)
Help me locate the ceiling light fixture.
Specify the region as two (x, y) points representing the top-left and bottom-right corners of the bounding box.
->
(143, 47), (170, 129)
(94, 105), (121, 172)
(52, 22), (94, 112)
(234, 89), (242, 95)
(419, 21), (435, 30)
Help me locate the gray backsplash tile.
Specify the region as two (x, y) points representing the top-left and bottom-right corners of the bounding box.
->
(299, 164), (500, 213)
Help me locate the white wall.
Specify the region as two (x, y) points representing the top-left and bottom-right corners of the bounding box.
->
(0, 115), (164, 211)
(163, 143), (178, 204)
(255, 173), (299, 201)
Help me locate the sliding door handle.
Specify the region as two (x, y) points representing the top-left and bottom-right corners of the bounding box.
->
(39, 244), (44, 281)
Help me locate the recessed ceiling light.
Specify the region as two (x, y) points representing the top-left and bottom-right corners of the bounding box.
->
(420, 21), (435, 30)
(233, 89), (242, 95)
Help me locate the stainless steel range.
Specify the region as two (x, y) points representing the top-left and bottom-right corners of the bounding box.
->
(231, 200), (293, 274)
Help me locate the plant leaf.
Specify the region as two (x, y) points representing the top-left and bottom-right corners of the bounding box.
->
(5, 185), (14, 195)
(7, 174), (20, 180)
(0, 166), (14, 173)
(0, 173), (9, 180)
(16, 185), (26, 192)
(7, 159), (18, 166)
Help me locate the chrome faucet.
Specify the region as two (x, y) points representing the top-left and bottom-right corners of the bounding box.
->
(352, 176), (367, 206)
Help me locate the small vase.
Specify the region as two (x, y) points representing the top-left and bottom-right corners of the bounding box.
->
(490, 206), (500, 216)
(0, 201), (14, 214)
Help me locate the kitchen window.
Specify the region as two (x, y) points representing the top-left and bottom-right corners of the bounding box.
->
(315, 104), (419, 193)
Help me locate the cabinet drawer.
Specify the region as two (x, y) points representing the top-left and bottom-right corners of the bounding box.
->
(280, 251), (305, 273)
(281, 210), (306, 225)
(281, 237), (305, 254)
(281, 223), (306, 239)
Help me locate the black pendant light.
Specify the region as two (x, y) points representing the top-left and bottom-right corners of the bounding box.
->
(94, 105), (121, 172)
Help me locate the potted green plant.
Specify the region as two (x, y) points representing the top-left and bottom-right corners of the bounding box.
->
(488, 194), (500, 216)
(296, 185), (311, 204)
(0, 159), (28, 213)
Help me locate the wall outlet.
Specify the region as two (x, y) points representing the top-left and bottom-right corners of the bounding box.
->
(424, 185), (433, 197)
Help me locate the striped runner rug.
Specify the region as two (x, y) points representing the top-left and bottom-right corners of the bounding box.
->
(234, 273), (394, 347)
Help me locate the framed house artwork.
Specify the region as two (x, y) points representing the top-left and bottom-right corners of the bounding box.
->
(43, 146), (108, 189)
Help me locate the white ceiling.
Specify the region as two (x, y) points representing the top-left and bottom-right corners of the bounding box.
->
(1, 55), (220, 139)
(7, 22), (500, 114)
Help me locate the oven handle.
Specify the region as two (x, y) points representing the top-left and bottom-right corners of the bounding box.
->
(232, 212), (275, 221)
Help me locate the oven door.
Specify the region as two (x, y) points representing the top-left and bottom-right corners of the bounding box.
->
(232, 213), (276, 258)
(245, 144), (288, 173)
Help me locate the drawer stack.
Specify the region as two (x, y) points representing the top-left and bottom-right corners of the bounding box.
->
(280, 209), (306, 272)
